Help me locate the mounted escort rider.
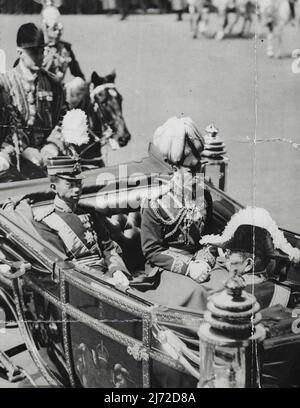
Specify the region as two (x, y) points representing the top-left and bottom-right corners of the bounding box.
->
(32, 156), (131, 287)
(41, 2), (85, 83)
(201, 206), (300, 309)
(0, 23), (64, 172)
(137, 117), (218, 310)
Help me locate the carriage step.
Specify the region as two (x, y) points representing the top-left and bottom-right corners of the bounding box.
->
(5, 343), (27, 358)
(0, 349), (26, 383)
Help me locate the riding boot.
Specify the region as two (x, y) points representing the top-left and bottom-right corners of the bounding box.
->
(177, 10), (183, 21)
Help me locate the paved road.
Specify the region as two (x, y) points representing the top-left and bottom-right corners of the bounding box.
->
(0, 12), (299, 387)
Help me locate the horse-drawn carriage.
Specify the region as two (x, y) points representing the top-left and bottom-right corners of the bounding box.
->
(0, 139), (299, 388)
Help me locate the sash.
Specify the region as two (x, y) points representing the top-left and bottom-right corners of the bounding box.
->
(42, 211), (100, 260)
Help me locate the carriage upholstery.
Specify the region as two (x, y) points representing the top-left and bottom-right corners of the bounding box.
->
(2, 182), (237, 275)
(3, 180), (299, 288)
(78, 183), (233, 274)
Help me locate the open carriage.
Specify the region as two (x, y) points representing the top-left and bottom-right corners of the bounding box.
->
(0, 141), (299, 388)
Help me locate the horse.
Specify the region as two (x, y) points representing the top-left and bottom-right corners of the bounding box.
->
(188, 0), (255, 40)
(65, 70), (131, 167)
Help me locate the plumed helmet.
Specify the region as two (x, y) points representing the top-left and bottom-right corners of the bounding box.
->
(42, 5), (61, 27)
(200, 206), (300, 262)
(16, 23), (45, 49)
(153, 116), (205, 168)
(61, 109), (90, 146)
(220, 224), (276, 260)
(34, 0), (63, 7)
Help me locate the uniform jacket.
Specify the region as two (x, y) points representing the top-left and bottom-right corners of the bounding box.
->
(32, 196), (130, 278)
(0, 63), (64, 153)
(245, 276), (292, 309)
(43, 40), (85, 82)
(141, 178), (217, 277)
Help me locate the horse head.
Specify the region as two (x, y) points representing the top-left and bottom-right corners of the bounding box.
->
(90, 70), (131, 147)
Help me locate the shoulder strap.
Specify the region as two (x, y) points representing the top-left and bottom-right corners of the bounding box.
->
(33, 205), (55, 222)
(41, 212), (91, 258)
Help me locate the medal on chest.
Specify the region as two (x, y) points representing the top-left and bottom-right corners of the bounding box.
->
(78, 214), (99, 253)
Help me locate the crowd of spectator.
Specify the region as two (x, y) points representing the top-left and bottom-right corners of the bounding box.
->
(0, 0), (186, 14)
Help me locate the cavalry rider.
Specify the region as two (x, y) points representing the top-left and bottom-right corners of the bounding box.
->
(41, 2), (85, 82)
(137, 117), (218, 310)
(201, 206), (300, 309)
(32, 156), (131, 287)
(0, 23), (64, 172)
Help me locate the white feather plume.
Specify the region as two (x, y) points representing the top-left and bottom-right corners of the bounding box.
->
(200, 206), (300, 262)
(61, 109), (90, 146)
(42, 5), (61, 25)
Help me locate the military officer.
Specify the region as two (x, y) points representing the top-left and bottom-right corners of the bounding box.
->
(42, 4), (85, 82)
(201, 206), (300, 308)
(136, 117), (218, 310)
(0, 23), (64, 171)
(32, 156), (130, 287)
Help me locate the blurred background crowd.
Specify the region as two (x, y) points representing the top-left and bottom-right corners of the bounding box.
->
(0, 0), (187, 16)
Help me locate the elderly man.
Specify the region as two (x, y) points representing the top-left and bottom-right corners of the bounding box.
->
(136, 117), (218, 310)
(0, 23), (64, 172)
(42, 4), (85, 82)
(32, 156), (130, 286)
(201, 206), (300, 308)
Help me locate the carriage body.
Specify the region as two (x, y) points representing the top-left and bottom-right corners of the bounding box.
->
(0, 144), (299, 388)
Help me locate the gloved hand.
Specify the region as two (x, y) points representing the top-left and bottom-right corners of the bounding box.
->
(22, 147), (43, 167)
(187, 260), (211, 283)
(290, 247), (300, 264)
(111, 270), (130, 288)
(40, 143), (59, 163)
(0, 152), (10, 172)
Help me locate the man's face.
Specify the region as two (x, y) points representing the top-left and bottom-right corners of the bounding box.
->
(19, 47), (44, 72)
(226, 252), (253, 276)
(45, 22), (62, 43)
(54, 178), (83, 205)
(69, 89), (86, 108)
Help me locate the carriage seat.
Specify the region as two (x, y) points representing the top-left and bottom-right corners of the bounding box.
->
(10, 184), (166, 274)
(79, 184), (170, 274)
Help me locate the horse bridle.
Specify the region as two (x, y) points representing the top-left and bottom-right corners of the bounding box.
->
(89, 82), (120, 137)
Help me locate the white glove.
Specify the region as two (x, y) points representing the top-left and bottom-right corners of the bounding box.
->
(187, 260), (211, 283)
(110, 270), (129, 288)
(290, 248), (300, 264)
(0, 153), (10, 172)
(22, 147), (43, 167)
(0, 264), (11, 274)
(40, 143), (59, 162)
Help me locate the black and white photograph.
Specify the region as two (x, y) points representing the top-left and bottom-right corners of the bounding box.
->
(0, 0), (299, 391)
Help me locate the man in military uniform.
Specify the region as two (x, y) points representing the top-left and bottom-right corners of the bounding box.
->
(0, 23), (64, 172)
(32, 156), (130, 286)
(137, 117), (218, 310)
(200, 206), (300, 308)
(42, 4), (85, 83)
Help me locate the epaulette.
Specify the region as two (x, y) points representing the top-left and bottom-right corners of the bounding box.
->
(33, 205), (55, 222)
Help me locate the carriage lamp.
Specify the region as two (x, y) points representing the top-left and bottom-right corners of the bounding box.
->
(198, 274), (266, 388)
(201, 124), (228, 191)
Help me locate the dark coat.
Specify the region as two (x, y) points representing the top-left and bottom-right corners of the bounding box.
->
(0, 64), (64, 152)
(43, 40), (85, 82)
